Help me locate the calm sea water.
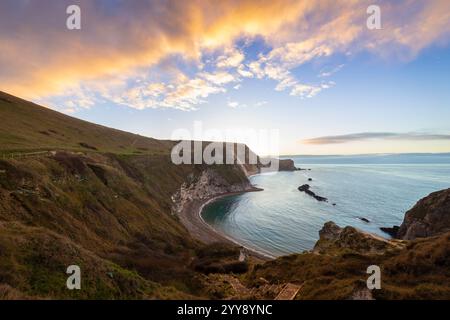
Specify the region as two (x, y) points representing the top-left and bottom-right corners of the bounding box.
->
(202, 154), (450, 257)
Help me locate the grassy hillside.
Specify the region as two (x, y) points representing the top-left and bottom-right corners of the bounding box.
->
(0, 91), (172, 155)
(243, 231), (450, 299)
(0, 91), (250, 299)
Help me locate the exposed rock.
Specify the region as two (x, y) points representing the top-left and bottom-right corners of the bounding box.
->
(298, 184), (328, 202)
(297, 184), (309, 192)
(308, 178), (312, 181)
(314, 221), (403, 255)
(358, 217), (370, 223)
(380, 226), (400, 238)
(317, 221), (342, 241)
(396, 188), (450, 240)
(171, 168), (253, 215)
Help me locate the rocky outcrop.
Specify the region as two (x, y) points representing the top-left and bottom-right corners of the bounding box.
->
(278, 159), (298, 171)
(314, 222), (403, 255)
(380, 226), (400, 238)
(298, 184), (327, 202)
(396, 188), (450, 240)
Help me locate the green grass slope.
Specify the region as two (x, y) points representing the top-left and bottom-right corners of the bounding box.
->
(0, 91), (249, 299)
(0, 91), (171, 155)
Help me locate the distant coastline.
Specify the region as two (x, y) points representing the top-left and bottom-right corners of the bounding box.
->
(280, 152), (450, 157)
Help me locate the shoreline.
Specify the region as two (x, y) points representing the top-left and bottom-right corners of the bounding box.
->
(178, 186), (275, 261)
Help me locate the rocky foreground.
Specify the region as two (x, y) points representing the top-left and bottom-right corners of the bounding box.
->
(240, 189), (450, 300)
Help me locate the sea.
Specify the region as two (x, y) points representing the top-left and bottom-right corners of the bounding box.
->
(201, 153), (450, 257)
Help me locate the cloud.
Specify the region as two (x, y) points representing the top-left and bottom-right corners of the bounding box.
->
(227, 100), (248, 109)
(199, 71), (237, 85)
(0, 0), (449, 111)
(115, 70), (237, 111)
(237, 64), (254, 78)
(319, 64), (345, 77)
(227, 101), (239, 108)
(255, 101), (268, 107)
(302, 132), (450, 145)
(216, 48), (245, 68)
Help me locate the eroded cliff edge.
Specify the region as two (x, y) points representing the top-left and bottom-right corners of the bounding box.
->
(171, 167), (260, 245)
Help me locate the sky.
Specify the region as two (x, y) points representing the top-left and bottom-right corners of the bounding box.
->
(1, 0), (450, 155)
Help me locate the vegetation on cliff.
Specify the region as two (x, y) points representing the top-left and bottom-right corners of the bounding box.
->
(0, 91), (248, 299)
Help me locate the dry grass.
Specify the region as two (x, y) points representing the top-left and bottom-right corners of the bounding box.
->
(244, 232), (450, 299)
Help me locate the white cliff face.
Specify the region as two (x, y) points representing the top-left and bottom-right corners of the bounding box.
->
(171, 168), (252, 215)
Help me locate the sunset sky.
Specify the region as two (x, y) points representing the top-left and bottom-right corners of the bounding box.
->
(1, 0), (450, 155)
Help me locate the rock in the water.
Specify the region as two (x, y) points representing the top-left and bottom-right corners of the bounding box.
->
(380, 226), (400, 238)
(298, 184), (327, 202)
(298, 184), (310, 192)
(308, 178), (312, 181)
(396, 188), (450, 240)
(358, 217), (370, 223)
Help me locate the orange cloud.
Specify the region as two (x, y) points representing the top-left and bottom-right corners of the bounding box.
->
(0, 0), (448, 108)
